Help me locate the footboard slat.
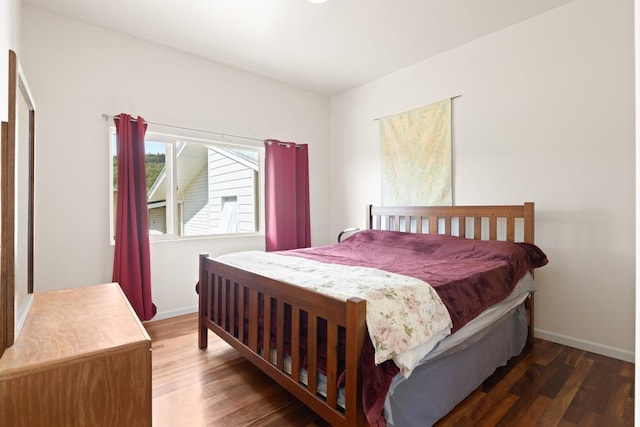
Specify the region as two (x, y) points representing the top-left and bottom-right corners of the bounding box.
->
(236, 283), (243, 340)
(221, 278), (228, 331)
(276, 300), (285, 371)
(263, 295), (272, 362)
(215, 275), (221, 324)
(211, 274), (220, 319)
(325, 320), (338, 408)
(248, 289), (259, 352)
(291, 307), (301, 383)
(307, 314), (318, 394)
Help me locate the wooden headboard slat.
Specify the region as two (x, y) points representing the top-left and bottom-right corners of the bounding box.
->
(489, 217), (498, 240)
(367, 203), (535, 243)
(524, 202), (535, 244)
(429, 216), (438, 234)
(459, 216), (466, 238)
(507, 217), (515, 242)
(474, 217), (482, 240)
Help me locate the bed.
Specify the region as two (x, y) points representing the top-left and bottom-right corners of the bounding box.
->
(197, 203), (547, 426)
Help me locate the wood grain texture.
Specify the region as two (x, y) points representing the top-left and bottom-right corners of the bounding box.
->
(149, 313), (329, 427)
(0, 121), (7, 358)
(436, 339), (634, 427)
(0, 283), (150, 373)
(148, 314), (634, 427)
(199, 203), (537, 426)
(1, 346), (150, 426)
(3, 49), (18, 348)
(0, 284), (152, 426)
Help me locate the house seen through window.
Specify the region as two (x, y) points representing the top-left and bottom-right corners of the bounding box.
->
(111, 128), (262, 240)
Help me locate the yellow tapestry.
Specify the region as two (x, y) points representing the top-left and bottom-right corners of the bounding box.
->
(380, 98), (452, 206)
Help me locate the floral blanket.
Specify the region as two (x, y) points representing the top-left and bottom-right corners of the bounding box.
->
(217, 250), (453, 373)
(287, 230), (549, 332)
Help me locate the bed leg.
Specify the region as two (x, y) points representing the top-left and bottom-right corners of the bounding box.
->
(345, 297), (368, 426)
(525, 292), (535, 350)
(198, 254), (210, 350)
(198, 320), (208, 349)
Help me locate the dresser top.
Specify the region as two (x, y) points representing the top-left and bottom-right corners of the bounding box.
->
(0, 283), (151, 377)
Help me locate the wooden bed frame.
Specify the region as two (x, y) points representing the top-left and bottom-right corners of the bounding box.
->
(198, 203), (535, 426)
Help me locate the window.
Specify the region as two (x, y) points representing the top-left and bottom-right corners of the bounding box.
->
(110, 127), (263, 241)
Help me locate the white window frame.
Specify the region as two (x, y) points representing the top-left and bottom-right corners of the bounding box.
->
(108, 125), (264, 243)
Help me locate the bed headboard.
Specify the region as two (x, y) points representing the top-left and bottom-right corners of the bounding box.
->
(367, 203), (534, 244)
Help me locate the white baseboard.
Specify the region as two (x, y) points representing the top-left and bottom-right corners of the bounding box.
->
(150, 306), (198, 322)
(534, 328), (634, 363)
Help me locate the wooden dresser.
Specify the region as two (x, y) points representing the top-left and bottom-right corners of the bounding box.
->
(0, 283), (152, 426)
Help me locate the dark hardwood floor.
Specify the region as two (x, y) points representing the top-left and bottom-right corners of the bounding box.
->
(145, 313), (633, 426)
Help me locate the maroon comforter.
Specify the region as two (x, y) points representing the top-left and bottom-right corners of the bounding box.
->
(286, 230), (548, 332)
(282, 230), (548, 426)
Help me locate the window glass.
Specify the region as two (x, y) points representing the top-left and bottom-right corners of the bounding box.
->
(110, 128), (262, 241)
(145, 141), (169, 235)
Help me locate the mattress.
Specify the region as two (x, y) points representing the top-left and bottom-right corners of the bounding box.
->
(385, 304), (529, 426)
(414, 271), (534, 365)
(383, 272), (534, 425)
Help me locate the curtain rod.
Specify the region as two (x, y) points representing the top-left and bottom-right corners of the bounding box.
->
(101, 113), (264, 143)
(265, 139), (305, 149)
(373, 94), (462, 121)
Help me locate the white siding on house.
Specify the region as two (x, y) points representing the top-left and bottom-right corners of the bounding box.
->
(182, 165), (208, 236)
(208, 150), (256, 233)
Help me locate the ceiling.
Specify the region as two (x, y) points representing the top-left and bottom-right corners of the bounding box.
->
(24, 0), (574, 95)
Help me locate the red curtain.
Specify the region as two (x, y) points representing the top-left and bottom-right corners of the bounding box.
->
(113, 113), (156, 321)
(264, 139), (311, 251)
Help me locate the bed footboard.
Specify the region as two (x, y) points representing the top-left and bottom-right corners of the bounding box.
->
(198, 254), (368, 426)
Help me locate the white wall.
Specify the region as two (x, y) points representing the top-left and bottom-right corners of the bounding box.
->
(21, 5), (331, 319)
(330, 0), (635, 361)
